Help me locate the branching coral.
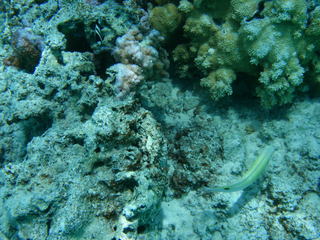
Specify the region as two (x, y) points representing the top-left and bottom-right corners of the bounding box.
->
(153, 0), (320, 108)
(200, 68), (236, 100)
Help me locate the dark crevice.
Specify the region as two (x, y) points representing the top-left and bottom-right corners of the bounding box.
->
(58, 20), (92, 52)
(137, 224), (148, 234)
(68, 135), (85, 146)
(246, 0), (268, 22)
(231, 72), (259, 100)
(79, 102), (98, 122)
(93, 50), (116, 78)
(110, 177), (139, 192)
(0, 146), (4, 168)
(22, 112), (53, 144)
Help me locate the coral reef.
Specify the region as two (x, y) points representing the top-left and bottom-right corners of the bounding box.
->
(0, 0), (319, 240)
(0, 1), (168, 239)
(0, 96), (167, 240)
(152, 0), (320, 108)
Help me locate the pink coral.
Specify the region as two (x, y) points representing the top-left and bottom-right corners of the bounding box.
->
(109, 63), (143, 97)
(110, 26), (169, 97)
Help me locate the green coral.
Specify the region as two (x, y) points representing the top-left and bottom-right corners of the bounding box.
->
(153, 0), (320, 108)
(306, 6), (320, 37)
(149, 3), (182, 37)
(200, 68), (236, 100)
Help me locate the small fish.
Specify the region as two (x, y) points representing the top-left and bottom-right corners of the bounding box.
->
(204, 146), (275, 192)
